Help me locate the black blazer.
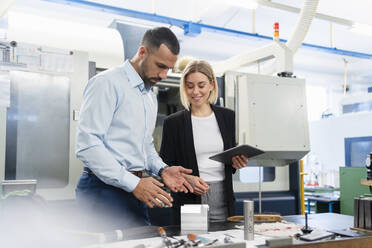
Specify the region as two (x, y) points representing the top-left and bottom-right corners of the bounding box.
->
(160, 104), (236, 224)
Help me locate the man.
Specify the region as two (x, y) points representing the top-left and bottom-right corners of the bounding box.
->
(75, 27), (193, 231)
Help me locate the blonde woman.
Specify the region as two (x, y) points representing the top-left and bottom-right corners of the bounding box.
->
(160, 60), (248, 224)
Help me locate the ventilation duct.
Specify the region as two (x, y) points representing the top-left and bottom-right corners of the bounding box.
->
(262, 0), (319, 75)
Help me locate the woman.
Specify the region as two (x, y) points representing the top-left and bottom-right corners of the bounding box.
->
(160, 60), (248, 224)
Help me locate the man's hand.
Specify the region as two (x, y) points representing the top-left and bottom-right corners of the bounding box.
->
(132, 177), (173, 208)
(161, 166), (194, 193)
(183, 174), (209, 195)
(232, 155), (248, 169)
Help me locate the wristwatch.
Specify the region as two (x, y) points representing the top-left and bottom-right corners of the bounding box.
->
(158, 166), (169, 177)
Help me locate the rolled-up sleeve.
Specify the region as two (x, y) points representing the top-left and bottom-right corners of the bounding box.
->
(75, 76), (140, 192)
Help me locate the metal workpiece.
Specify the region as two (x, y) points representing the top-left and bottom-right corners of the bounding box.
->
(243, 200), (254, 240)
(365, 152), (372, 193)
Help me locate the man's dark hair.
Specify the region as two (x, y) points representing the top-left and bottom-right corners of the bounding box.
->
(141, 27), (180, 55)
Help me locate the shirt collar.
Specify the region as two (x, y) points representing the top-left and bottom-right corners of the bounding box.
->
(123, 60), (148, 94)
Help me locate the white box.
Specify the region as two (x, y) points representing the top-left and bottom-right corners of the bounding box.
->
(181, 204), (209, 234)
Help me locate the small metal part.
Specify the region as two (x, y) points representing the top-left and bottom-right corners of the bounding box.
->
(244, 200), (254, 240)
(354, 198), (359, 228)
(187, 233), (197, 241)
(277, 71), (294, 78)
(205, 239), (218, 246)
(224, 236), (233, 243)
(266, 237), (293, 247)
(301, 212), (313, 234)
(365, 151), (372, 193)
(157, 227), (172, 248)
(158, 226), (166, 237)
(223, 233), (235, 244)
(359, 197), (365, 229)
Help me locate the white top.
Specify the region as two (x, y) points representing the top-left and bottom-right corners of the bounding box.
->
(192, 112), (225, 182)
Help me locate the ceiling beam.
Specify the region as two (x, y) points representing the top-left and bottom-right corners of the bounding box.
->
(40, 0), (372, 59)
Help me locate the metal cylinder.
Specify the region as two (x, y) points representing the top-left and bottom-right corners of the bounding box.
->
(366, 152), (372, 194)
(3, 47), (10, 63)
(244, 200), (254, 240)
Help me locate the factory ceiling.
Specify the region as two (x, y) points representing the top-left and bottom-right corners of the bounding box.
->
(2, 0), (372, 81)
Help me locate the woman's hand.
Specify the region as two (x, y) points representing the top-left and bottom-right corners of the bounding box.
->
(232, 155), (248, 169)
(161, 166), (193, 193)
(183, 174), (209, 195)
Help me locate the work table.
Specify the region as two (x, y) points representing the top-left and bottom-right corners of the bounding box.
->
(82, 213), (372, 248)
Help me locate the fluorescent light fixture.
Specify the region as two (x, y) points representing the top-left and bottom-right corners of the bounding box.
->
(350, 22), (372, 37)
(214, 0), (258, 10)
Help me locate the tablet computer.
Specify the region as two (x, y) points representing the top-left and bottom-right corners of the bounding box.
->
(209, 144), (264, 164)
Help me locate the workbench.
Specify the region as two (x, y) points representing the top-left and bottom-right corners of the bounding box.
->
(306, 196), (340, 213)
(84, 213), (372, 248)
(283, 213), (351, 230)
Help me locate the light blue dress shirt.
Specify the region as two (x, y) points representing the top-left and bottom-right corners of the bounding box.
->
(76, 60), (167, 192)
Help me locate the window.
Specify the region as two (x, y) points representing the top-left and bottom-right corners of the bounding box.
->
(239, 167), (275, 182)
(345, 136), (372, 167)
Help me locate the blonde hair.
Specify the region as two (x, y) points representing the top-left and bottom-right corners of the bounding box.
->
(180, 60), (218, 110)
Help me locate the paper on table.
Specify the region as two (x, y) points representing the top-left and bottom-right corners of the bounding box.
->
(0, 73), (10, 107)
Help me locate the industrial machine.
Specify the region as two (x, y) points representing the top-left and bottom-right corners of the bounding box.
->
(0, 40), (89, 200)
(0, 9), (124, 201)
(0, 0), (314, 221)
(224, 71), (309, 216)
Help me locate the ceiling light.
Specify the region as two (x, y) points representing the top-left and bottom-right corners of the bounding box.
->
(350, 22), (372, 37)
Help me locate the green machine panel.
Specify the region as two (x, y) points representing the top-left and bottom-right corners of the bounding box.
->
(340, 167), (370, 215)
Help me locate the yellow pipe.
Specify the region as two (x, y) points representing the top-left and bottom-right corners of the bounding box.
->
(300, 160), (308, 214)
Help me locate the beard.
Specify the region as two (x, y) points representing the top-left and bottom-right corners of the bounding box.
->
(140, 56), (162, 89)
(143, 76), (162, 89)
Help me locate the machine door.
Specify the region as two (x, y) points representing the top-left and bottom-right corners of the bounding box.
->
(5, 71), (70, 188)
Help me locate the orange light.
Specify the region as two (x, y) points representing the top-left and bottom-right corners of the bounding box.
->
(273, 22), (279, 41)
